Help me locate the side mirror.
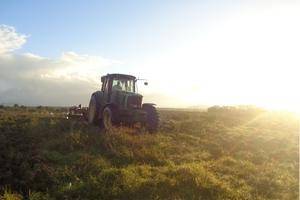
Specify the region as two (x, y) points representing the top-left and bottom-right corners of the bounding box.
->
(144, 82), (148, 86)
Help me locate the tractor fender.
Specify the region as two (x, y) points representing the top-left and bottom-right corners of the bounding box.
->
(91, 91), (102, 108)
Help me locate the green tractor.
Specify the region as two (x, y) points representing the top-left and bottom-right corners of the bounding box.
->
(87, 73), (159, 132)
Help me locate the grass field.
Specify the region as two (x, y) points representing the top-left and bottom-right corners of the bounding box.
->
(0, 106), (299, 200)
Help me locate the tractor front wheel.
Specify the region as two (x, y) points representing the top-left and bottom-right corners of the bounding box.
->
(143, 104), (159, 133)
(102, 107), (114, 131)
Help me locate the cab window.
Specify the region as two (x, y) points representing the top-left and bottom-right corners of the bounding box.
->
(112, 78), (135, 92)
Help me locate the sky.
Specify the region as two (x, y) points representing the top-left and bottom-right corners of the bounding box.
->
(0, 0), (299, 111)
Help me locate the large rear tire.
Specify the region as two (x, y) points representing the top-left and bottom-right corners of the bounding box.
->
(143, 104), (159, 133)
(88, 96), (98, 124)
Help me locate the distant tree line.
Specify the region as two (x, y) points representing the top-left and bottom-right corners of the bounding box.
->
(207, 105), (265, 115)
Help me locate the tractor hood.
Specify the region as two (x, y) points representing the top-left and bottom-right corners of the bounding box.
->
(111, 90), (143, 109)
(123, 91), (143, 109)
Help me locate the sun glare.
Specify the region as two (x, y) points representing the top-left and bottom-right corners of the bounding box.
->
(140, 3), (300, 113)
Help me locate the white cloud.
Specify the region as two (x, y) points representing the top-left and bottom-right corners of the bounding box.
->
(0, 25), (27, 54)
(0, 51), (122, 106)
(0, 25), (120, 106)
(0, 52), (120, 106)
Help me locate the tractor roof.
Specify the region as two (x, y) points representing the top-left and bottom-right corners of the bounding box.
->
(102, 73), (136, 80)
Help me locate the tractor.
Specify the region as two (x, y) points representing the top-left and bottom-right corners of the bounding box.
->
(86, 73), (159, 132)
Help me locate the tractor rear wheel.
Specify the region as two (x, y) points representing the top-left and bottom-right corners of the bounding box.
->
(103, 107), (114, 131)
(143, 104), (159, 133)
(88, 96), (98, 124)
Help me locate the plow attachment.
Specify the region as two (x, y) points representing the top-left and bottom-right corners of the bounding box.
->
(67, 104), (88, 120)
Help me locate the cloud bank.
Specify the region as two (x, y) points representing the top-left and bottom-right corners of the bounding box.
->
(0, 25), (117, 106)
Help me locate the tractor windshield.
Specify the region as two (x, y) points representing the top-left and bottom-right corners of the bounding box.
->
(112, 78), (135, 93)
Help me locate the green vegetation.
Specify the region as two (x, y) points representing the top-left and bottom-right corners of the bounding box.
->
(0, 106), (299, 199)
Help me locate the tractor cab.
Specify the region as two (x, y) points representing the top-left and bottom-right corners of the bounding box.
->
(100, 74), (142, 110)
(101, 74), (136, 94)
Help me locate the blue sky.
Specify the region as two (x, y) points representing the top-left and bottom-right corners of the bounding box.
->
(0, 0), (299, 111)
(1, 0), (186, 58)
(0, 0), (236, 58)
(1, 0), (157, 57)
